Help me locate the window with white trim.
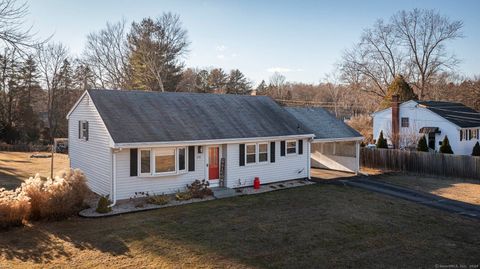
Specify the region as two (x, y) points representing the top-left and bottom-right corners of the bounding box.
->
(286, 140), (297, 154)
(79, 120), (88, 140)
(246, 144), (256, 164)
(138, 147), (188, 176)
(258, 143), (268, 162)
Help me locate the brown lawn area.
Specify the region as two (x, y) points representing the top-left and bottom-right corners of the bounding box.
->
(0, 151), (69, 190)
(373, 174), (480, 206)
(1, 183), (479, 268)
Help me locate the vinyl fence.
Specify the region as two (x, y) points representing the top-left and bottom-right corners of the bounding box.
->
(361, 148), (480, 180)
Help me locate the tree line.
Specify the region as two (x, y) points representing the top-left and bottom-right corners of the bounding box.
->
(0, 0), (479, 145)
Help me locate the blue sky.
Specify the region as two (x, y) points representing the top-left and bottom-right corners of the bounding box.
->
(26, 0), (480, 84)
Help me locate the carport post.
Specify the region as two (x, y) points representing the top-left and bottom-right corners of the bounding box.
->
(307, 140), (311, 179)
(355, 141), (360, 175)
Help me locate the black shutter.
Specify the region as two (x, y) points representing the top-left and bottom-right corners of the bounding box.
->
(78, 121), (81, 139)
(298, 139), (303, 154)
(188, 146), (195, 171)
(280, 141), (286, 156)
(85, 121), (89, 141)
(460, 130), (463, 141)
(130, 148), (138, 177)
(270, 141), (276, 163)
(469, 129), (472, 140)
(239, 144), (245, 166)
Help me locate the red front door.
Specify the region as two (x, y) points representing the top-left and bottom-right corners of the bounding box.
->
(208, 147), (219, 180)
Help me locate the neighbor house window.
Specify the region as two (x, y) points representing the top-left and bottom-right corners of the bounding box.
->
(246, 144), (256, 164)
(154, 148), (176, 173)
(140, 149), (151, 175)
(401, 117), (409, 128)
(258, 143), (268, 162)
(286, 140), (297, 154)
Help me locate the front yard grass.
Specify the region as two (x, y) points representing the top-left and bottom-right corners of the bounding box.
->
(373, 173), (480, 205)
(0, 151), (69, 190)
(1, 183), (479, 268)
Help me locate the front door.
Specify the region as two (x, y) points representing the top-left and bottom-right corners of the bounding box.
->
(208, 146), (220, 180)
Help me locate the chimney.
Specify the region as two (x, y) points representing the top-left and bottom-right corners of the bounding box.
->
(391, 94), (400, 149)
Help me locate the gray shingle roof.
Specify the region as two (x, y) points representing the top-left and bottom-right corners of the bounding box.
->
(87, 89), (314, 143)
(417, 101), (480, 128)
(285, 107), (362, 140)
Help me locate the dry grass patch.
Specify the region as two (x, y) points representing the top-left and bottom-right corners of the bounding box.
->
(374, 174), (480, 205)
(0, 152), (69, 190)
(0, 184), (479, 268)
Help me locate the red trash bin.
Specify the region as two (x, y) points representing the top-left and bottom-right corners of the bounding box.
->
(254, 177), (260, 189)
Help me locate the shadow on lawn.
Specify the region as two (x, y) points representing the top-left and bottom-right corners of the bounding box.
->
(0, 168), (25, 190)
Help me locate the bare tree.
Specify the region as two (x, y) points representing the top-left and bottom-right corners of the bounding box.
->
(341, 9), (463, 100)
(36, 42), (69, 140)
(83, 19), (130, 89)
(393, 9), (463, 99)
(0, 0), (46, 52)
(269, 72), (286, 98)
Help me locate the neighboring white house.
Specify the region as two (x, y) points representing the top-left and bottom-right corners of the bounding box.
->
(373, 100), (480, 155)
(67, 89), (361, 202)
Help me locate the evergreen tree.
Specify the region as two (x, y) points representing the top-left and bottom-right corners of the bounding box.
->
(472, 142), (480, 156)
(226, 69), (251, 94)
(439, 136), (454, 154)
(381, 75), (418, 108)
(376, 130), (388, 148)
(416, 136), (429, 152)
(255, 80), (267, 95)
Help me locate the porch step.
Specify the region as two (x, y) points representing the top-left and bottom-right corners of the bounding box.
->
(211, 187), (238, 199)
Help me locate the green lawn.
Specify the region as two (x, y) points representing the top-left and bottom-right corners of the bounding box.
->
(1, 184), (479, 268)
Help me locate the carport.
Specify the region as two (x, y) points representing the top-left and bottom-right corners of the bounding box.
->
(286, 107), (364, 174)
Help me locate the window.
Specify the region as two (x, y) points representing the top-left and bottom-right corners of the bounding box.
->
(138, 147), (188, 176)
(246, 144), (256, 164)
(401, 117), (409, 128)
(178, 147), (186, 171)
(140, 149), (151, 175)
(79, 121), (89, 140)
(258, 143), (268, 162)
(286, 140), (297, 154)
(154, 148), (176, 173)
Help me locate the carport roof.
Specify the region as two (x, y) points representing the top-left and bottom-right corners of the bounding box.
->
(285, 107), (363, 140)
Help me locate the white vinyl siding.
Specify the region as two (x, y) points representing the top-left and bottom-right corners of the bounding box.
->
(226, 139), (308, 188)
(68, 93), (112, 196)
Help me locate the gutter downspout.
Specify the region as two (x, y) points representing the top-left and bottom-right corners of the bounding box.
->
(110, 149), (118, 207)
(307, 138), (312, 179)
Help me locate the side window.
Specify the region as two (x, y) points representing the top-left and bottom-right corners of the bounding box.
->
(401, 117), (409, 128)
(286, 140), (297, 155)
(140, 149), (151, 175)
(78, 120), (89, 140)
(178, 147), (186, 171)
(246, 144), (256, 164)
(258, 143), (268, 162)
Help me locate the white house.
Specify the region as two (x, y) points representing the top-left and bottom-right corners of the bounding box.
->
(373, 99), (480, 155)
(67, 89), (361, 203)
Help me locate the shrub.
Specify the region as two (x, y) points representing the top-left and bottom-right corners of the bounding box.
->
(439, 136), (454, 154)
(417, 136), (429, 152)
(0, 188), (30, 229)
(472, 142), (480, 156)
(21, 169), (90, 220)
(175, 191), (193, 201)
(376, 131), (388, 149)
(96, 195), (112, 213)
(187, 179), (213, 199)
(147, 193), (170, 205)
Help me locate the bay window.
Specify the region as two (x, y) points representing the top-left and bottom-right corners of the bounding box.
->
(138, 147), (188, 176)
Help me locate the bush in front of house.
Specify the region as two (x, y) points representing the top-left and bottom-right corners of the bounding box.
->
(22, 169), (90, 220)
(147, 193), (170, 205)
(376, 131), (388, 149)
(0, 188), (30, 229)
(96, 195), (112, 213)
(417, 136), (429, 152)
(175, 191), (193, 201)
(439, 136), (454, 154)
(472, 142), (480, 156)
(187, 179), (213, 199)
